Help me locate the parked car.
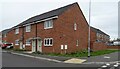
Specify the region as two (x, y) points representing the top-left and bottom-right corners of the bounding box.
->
(113, 41), (120, 45)
(6, 45), (13, 49)
(2, 43), (12, 49)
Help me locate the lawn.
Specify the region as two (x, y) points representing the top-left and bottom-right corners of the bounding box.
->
(47, 49), (120, 57)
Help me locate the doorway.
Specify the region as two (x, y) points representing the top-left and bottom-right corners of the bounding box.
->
(20, 42), (23, 49)
(37, 39), (42, 52)
(32, 40), (36, 52)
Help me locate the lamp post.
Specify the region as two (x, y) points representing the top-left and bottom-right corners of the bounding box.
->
(88, 0), (91, 57)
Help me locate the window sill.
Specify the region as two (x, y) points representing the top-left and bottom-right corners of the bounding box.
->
(44, 45), (53, 46)
(15, 44), (19, 45)
(26, 44), (31, 46)
(26, 31), (31, 32)
(44, 27), (53, 29)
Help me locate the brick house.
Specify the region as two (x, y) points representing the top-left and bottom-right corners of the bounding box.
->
(2, 2), (110, 53)
(90, 27), (110, 51)
(1, 29), (11, 44)
(90, 27), (110, 43)
(5, 2), (89, 53)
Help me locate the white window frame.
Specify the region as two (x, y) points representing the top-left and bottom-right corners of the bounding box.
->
(15, 27), (19, 34)
(26, 25), (31, 32)
(15, 39), (19, 45)
(44, 38), (53, 46)
(26, 39), (31, 46)
(44, 20), (53, 29)
(74, 23), (77, 31)
(76, 40), (79, 46)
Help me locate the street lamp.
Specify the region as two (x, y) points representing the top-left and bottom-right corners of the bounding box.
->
(88, 0), (91, 57)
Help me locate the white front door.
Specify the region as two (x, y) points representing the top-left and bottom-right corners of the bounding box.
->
(20, 42), (23, 49)
(37, 40), (42, 52)
(32, 40), (36, 52)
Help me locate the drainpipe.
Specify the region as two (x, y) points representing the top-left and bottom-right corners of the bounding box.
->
(22, 25), (24, 49)
(35, 23), (37, 52)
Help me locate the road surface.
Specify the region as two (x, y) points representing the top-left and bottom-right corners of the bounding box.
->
(2, 51), (120, 69)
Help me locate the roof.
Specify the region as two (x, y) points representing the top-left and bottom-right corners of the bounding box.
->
(2, 29), (11, 35)
(2, 2), (80, 33)
(90, 26), (109, 36)
(18, 2), (78, 26)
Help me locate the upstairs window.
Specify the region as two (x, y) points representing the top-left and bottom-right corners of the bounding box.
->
(44, 38), (53, 46)
(74, 23), (77, 31)
(44, 20), (53, 29)
(15, 39), (19, 45)
(26, 39), (31, 46)
(15, 28), (19, 34)
(26, 25), (31, 32)
(4, 34), (7, 37)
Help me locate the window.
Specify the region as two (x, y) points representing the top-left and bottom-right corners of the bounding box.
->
(15, 39), (19, 45)
(26, 25), (31, 32)
(4, 34), (7, 37)
(44, 20), (53, 29)
(76, 40), (79, 46)
(74, 23), (77, 30)
(96, 39), (101, 42)
(15, 28), (19, 34)
(44, 38), (53, 46)
(26, 40), (31, 46)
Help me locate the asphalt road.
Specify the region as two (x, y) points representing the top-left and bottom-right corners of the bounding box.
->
(2, 52), (101, 67)
(2, 51), (120, 69)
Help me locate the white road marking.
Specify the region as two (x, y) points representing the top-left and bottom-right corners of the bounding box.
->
(114, 64), (118, 67)
(104, 56), (110, 59)
(106, 63), (110, 66)
(101, 65), (107, 68)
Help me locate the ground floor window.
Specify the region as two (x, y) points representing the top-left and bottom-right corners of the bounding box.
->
(76, 40), (79, 46)
(15, 39), (19, 45)
(44, 38), (53, 46)
(26, 39), (31, 46)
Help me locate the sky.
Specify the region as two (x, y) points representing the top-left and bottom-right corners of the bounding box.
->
(0, 0), (119, 40)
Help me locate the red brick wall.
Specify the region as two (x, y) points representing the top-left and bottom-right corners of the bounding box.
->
(107, 46), (120, 50)
(23, 24), (36, 50)
(92, 42), (107, 51)
(2, 37), (7, 42)
(90, 29), (97, 42)
(14, 27), (23, 48)
(90, 28), (97, 50)
(7, 30), (15, 44)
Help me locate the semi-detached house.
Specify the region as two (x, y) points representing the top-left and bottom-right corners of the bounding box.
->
(2, 2), (110, 53)
(6, 2), (89, 54)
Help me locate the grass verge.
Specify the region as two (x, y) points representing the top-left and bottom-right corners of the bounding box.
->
(47, 49), (120, 57)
